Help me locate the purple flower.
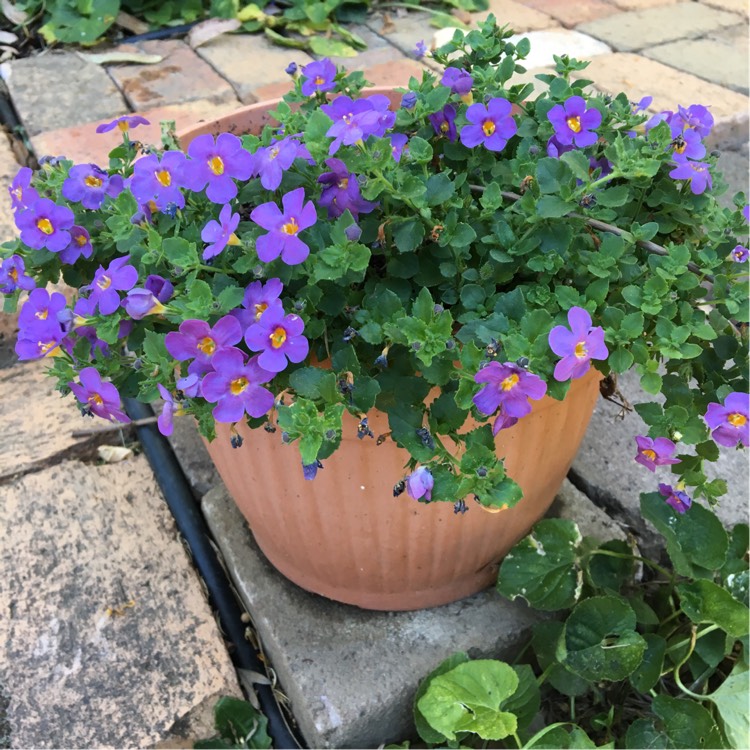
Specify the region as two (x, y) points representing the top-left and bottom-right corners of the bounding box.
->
(15, 318), (65, 360)
(244, 305), (309, 373)
(413, 40), (427, 59)
(428, 105), (457, 142)
(491, 406), (518, 436)
(441, 67), (473, 96)
(675, 104), (713, 138)
(318, 158), (377, 219)
(589, 155), (613, 178)
(185, 133), (253, 204)
(58, 225), (93, 265)
(9, 167), (39, 212)
(669, 157), (712, 195)
(0, 255), (35, 293)
(122, 288), (166, 320)
(321, 96), (392, 155)
(633, 96), (653, 113)
(547, 96), (602, 148)
(145, 274), (174, 303)
(473, 361), (547, 420)
(303, 460), (324, 480)
(390, 133), (408, 163)
(658, 483), (692, 514)
(704, 392), (749, 448)
(300, 58), (337, 96)
(345, 223), (362, 241)
(250, 187), (317, 265)
(634, 435), (681, 472)
(95, 115), (150, 134)
(85, 255), (138, 315)
(460, 98), (517, 152)
(743, 205), (749, 223)
(62, 164), (123, 210)
(130, 152), (189, 211)
(731, 245), (749, 263)
(406, 466), (433, 501)
(177, 372), (201, 398)
(18, 288), (67, 331)
(69, 367), (131, 423)
(248, 136), (305, 191)
(547, 134), (574, 158)
(549, 306), (609, 381)
(202, 203), (241, 261)
(232, 277), (284, 329)
(671, 128), (706, 161)
(16, 198), (74, 253)
(156, 384), (184, 436)
(201, 348), (275, 422)
(165, 315), (243, 371)
(401, 91), (418, 109)
(285, 62), (298, 76)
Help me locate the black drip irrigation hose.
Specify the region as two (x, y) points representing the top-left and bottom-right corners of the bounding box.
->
(124, 398), (304, 750)
(119, 21), (201, 45)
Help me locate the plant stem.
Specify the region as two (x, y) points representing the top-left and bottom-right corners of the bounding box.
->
(512, 732), (522, 749)
(537, 662), (555, 686)
(665, 623), (720, 655)
(585, 548), (673, 580)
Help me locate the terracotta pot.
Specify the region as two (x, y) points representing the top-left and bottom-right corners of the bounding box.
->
(181, 95), (603, 611)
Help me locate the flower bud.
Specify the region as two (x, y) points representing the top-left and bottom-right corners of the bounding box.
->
(401, 91), (418, 109)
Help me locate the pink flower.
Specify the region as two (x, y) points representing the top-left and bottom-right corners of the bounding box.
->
(548, 307), (608, 381)
(634, 435), (680, 472)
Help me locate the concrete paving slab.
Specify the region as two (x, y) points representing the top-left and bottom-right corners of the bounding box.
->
(611, 0), (679, 8)
(0, 134), (21, 244)
(578, 2), (742, 52)
(201, 483), (542, 748)
(365, 11), (443, 70)
(472, 0), (560, 30)
(4, 53), (127, 137)
(0, 456), (241, 748)
(702, 0), (748, 15)
(510, 0), (619, 28)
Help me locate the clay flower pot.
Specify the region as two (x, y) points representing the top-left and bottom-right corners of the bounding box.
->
(180, 95), (603, 611)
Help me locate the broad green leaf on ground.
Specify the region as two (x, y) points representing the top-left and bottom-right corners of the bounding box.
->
(194, 696), (272, 749)
(677, 580), (750, 637)
(630, 633), (667, 692)
(416, 660), (518, 741)
(525, 722), (600, 748)
(586, 539), (635, 591)
(532, 620), (590, 697)
(707, 661), (750, 749)
(625, 718), (669, 749)
(413, 652), (469, 744)
(500, 664), (540, 731)
(651, 695), (723, 749)
(558, 596), (647, 681)
(497, 518), (583, 610)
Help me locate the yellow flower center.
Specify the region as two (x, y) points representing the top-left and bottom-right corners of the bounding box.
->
(269, 147), (280, 160)
(155, 169), (172, 187)
(35, 309), (48, 320)
(209, 156), (225, 175)
(642, 449), (656, 461)
(281, 218), (299, 235)
(196, 336), (216, 355)
(37, 218), (54, 235)
(254, 302), (268, 320)
(314, 75), (326, 85)
(9, 268), (18, 282)
(440, 121), (450, 133)
(728, 412), (747, 427)
(117, 120), (130, 132)
(88, 392), (104, 406)
(40, 340), (60, 356)
(482, 120), (495, 137)
(500, 374), (519, 391)
(148, 200), (159, 213)
(230, 377), (249, 395)
(270, 327), (287, 349)
(567, 116), (582, 133)
(574, 341), (588, 359)
(96, 274), (112, 290)
(75, 233), (87, 246)
(338, 177), (349, 189)
(85, 175), (103, 188)
(11, 186), (21, 200)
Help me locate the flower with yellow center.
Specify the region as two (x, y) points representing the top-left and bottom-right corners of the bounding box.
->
(155, 170), (172, 187)
(270, 327), (287, 349)
(37, 218), (54, 235)
(482, 120), (496, 137)
(208, 156), (225, 176)
(574, 341), (588, 359)
(84, 175), (103, 188)
(728, 413), (747, 427)
(197, 336), (216, 356)
(96, 274), (112, 291)
(281, 217), (299, 236)
(254, 302), (268, 321)
(566, 116), (582, 133)
(230, 377), (249, 395)
(500, 373), (519, 391)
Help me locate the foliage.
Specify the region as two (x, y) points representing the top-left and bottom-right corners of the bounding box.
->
(4, 0), (488, 49)
(194, 696), (272, 749)
(406, 495), (750, 748)
(2, 18), (748, 510)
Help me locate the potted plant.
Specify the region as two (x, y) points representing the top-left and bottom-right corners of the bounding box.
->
(3, 18), (747, 610)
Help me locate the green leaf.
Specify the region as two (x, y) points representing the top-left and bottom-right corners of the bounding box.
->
(407, 136), (433, 164)
(536, 195), (574, 218)
(651, 695), (723, 749)
(392, 219), (426, 253)
(414, 653), (470, 744)
(309, 36), (358, 57)
(425, 173), (455, 206)
(532, 621), (590, 697)
(707, 661), (749, 750)
(195, 696), (272, 749)
(500, 664), (540, 731)
(163, 237), (199, 269)
(416, 660), (519, 741)
(677, 580), (750, 637)
(596, 185), (631, 207)
(586, 539), (634, 590)
(525, 723), (599, 748)
(497, 519), (583, 611)
(630, 633), (667, 693)
(558, 596), (647, 681)
(625, 718), (668, 749)
(289, 367), (337, 401)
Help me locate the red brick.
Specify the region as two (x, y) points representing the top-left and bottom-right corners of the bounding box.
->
(514, 0), (619, 27)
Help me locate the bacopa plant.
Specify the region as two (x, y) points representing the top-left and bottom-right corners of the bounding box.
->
(2, 18), (748, 514)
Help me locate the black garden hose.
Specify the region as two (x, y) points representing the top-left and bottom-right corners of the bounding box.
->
(118, 21), (201, 45)
(124, 398), (304, 749)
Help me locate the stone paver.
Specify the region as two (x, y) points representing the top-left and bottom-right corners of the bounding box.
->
(362, 59), (430, 88)
(0, 135), (20, 244)
(326, 23), (407, 70)
(31, 97), (244, 166)
(611, 0), (679, 8)
(702, 0), (748, 15)
(646, 30), (749, 96)
(578, 2), (742, 52)
(365, 11), (442, 69)
(472, 0), (559, 30)
(508, 29), (612, 68)
(5, 52), (127, 137)
(200, 465), (635, 748)
(512, 0), (619, 28)
(575, 53), (750, 149)
(196, 34), (313, 105)
(0, 456), (241, 748)
(108, 40), (238, 111)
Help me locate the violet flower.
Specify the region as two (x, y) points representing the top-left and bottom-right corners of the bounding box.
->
(16, 198), (74, 253)
(441, 67), (473, 96)
(730, 245), (749, 263)
(232, 277), (284, 329)
(165, 315), (243, 371)
(248, 136), (304, 191)
(0, 255), (35, 293)
(634, 435), (681, 472)
(185, 133), (254, 204)
(85, 255), (138, 315)
(318, 158), (377, 219)
(658, 483), (692, 514)
(460, 98), (517, 152)
(130, 151), (189, 211)
(428, 105), (457, 142)
(202, 203), (241, 260)
(62, 164), (123, 210)
(96, 115), (150, 134)
(390, 133), (408, 163)
(18, 288), (67, 331)
(300, 58), (337, 96)
(59, 225), (94, 265)
(156, 383), (184, 436)
(547, 134), (574, 158)
(177, 373), (202, 398)
(674, 104), (713, 138)
(15, 318), (66, 360)
(413, 40), (427, 59)
(303, 460), (324, 480)
(321, 96), (386, 155)
(704, 392), (749, 448)
(401, 91), (417, 109)
(244, 306), (309, 373)
(669, 157), (712, 195)
(671, 128), (706, 161)
(406, 466), (434, 501)
(145, 274), (174, 303)
(201, 348), (275, 422)
(547, 96), (602, 148)
(548, 306), (609, 381)
(473, 361), (547, 420)
(9, 167), (39, 212)
(491, 406), (519, 436)
(122, 288), (166, 320)
(69, 367), (131, 423)
(250, 187), (317, 265)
